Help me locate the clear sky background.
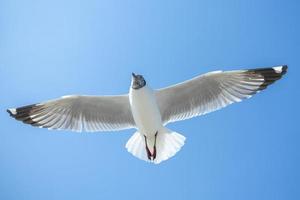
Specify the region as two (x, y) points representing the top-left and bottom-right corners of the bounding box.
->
(0, 0), (299, 200)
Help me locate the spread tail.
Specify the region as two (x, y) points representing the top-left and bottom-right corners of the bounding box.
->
(125, 128), (185, 164)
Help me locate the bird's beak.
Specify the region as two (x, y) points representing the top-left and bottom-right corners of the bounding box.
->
(132, 73), (137, 78)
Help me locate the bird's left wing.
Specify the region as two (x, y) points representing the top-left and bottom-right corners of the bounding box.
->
(7, 95), (135, 132)
(156, 66), (287, 125)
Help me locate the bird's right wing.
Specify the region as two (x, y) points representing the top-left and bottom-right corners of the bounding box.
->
(156, 66), (287, 125)
(7, 95), (135, 132)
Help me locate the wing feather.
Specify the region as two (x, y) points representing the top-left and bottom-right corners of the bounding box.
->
(8, 95), (135, 132)
(156, 65), (287, 124)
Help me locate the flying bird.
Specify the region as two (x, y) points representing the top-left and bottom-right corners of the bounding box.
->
(7, 65), (287, 164)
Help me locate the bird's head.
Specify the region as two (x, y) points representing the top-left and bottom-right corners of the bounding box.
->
(131, 73), (146, 89)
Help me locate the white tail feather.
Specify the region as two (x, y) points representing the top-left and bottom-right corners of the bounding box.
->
(125, 128), (186, 164)
(125, 131), (148, 162)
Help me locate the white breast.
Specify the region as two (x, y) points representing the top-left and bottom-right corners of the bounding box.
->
(129, 86), (163, 136)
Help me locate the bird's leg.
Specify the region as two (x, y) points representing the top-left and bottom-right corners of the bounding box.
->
(144, 135), (152, 160)
(153, 132), (158, 160)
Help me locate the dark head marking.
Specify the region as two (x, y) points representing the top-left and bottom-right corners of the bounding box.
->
(131, 73), (146, 89)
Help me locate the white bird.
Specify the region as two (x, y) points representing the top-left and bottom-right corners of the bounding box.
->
(7, 65), (287, 164)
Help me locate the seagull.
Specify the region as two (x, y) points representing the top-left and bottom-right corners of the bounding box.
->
(7, 65), (287, 164)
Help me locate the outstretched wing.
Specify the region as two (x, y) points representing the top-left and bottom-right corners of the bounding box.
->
(156, 65), (287, 125)
(7, 95), (135, 132)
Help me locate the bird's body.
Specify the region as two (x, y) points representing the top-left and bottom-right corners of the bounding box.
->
(129, 85), (162, 137)
(128, 79), (181, 161)
(7, 65), (288, 164)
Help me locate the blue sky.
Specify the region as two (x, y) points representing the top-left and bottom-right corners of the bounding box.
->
(0, 0), (299, 199)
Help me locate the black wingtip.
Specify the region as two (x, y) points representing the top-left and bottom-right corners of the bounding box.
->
(282, 65), (288, 75)
(6, 103), (49, 128)
(7, 109), (16, 118)
(247, 65), (288, 91)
